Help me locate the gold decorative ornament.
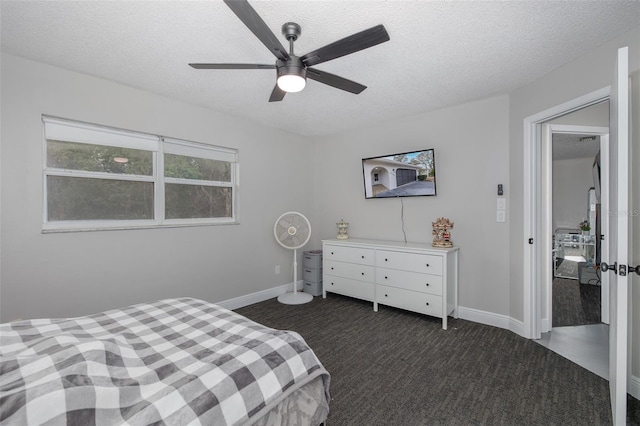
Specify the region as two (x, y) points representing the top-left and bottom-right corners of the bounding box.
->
(336, 219), (349, 240)
(432, 217), (454, 248)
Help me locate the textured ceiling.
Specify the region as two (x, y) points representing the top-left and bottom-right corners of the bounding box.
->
(553, 134), (600, 161)
(2, 1), (639, 137)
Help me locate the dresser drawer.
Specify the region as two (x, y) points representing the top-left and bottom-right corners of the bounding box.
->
(324, 260), (374, 282)
(324, 245), (374, 266)
(324, 276), (374, 301)
(376, 268), (443, 296)
(377, 284), (442, 317)
(376, 250), (443, 275)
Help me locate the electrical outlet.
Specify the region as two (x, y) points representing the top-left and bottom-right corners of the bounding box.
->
(275, 265), (280, 275)
(496, 210), (506, 223)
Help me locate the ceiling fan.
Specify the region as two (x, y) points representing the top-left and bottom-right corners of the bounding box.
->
(189, 0), (390, 102)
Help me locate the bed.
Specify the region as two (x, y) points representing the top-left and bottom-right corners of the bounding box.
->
(0, 298), (330, 425)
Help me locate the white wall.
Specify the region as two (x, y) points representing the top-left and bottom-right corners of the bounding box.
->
(508, 26), (640, 387)
(552, 157), (595, 231)
(312, 95), (511, 318)
(0, 53), (313, 321)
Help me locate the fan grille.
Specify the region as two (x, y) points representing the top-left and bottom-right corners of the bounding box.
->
(274, 212), (311, 249)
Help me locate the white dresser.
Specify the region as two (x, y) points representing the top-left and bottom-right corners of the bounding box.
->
(322, 238), (459, 329)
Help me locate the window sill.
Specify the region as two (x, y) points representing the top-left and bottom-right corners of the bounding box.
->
(42, 221), (240, 234)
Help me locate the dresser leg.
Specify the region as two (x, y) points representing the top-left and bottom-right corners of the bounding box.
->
(373, 302), (378, 312)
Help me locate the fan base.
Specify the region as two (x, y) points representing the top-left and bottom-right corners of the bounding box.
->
(278, 292), (313, 305)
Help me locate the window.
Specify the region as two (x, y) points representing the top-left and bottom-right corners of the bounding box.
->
(43, 117), (238, 231)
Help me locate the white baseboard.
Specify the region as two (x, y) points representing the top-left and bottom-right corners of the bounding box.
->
(631, 374), (640, 401)
(216, 280), (303, 311)
(457, 306), (527, 337)
(508, 317), (526, 338)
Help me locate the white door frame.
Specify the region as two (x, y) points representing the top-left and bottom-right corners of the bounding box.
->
(523, 86), (610, 339)
(540, 124), (610, 333)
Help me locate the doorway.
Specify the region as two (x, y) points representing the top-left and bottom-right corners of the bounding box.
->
(544, 121), (610, 330)
(535, 121), (610, 381)
(522, 86), (610, 339)
(550, 130), (603, 328)
(521, 88), (611, 380)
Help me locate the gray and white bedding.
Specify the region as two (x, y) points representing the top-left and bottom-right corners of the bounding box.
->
(0, 297), (330, 425)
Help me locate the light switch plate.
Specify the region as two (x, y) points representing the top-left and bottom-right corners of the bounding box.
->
(497, 210), (506, 222)
(497, 198), (506, 210)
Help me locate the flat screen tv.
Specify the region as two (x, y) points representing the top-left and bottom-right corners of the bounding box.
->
(362, 149), (436, 199)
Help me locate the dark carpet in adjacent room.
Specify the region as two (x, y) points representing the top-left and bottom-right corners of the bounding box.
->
(237, 293), (640, 425)
(553, 277), (601, 327)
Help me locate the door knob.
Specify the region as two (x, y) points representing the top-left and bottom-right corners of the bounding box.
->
(629, 265), (640, 276)
(600, 262), (617, 274)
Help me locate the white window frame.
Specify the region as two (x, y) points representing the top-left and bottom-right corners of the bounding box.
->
(42, 116), (239, 232)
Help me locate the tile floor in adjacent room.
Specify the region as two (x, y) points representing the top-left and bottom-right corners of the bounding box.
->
(536, 323), (609, 380)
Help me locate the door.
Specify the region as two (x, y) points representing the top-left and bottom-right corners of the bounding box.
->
(396, 168), (416, 186)
(605, 46), (630, 425)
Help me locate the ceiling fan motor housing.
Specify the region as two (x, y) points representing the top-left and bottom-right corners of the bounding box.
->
(276, 56), (307, 80)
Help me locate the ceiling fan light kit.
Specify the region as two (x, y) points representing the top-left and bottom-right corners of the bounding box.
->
(276, 55), (306, 93)
(189, 0), (390, 102)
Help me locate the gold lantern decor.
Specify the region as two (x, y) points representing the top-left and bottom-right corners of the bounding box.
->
(336, 219), (349, 240)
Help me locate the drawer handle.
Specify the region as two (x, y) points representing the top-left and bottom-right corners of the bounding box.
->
(425, 283), (430, 287)
(305, 256), (311, 260)
(426, 263), (430, 267)
(385, 258), (388, 261)
(331, 282), (334, 286)
(361, 272), (365, 276)
(385, 294), (388, 297)
(331, 267), (334, 270)
(385, 276), (388, 279)
(361, 255), (365, 259)
(331, 252), (334, 255)
(425, 302), (430, 306)
(305, 269), (311, 273)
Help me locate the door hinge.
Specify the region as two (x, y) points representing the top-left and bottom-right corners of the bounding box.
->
(528, 238), (534, 245)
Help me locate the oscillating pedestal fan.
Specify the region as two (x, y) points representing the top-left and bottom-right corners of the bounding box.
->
(274, 211), (313, 305)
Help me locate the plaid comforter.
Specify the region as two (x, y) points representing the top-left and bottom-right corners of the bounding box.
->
(0, 298), (330, 425)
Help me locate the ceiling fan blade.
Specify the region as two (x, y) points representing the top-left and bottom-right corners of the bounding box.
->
(223, 0), (289, 61)
(189, 63), (275, 70)
(269, 84), (286, 102)
(300, 24), (390, 67)
(307, 68), (366, 94)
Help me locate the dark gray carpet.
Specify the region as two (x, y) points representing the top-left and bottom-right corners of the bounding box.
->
(553, 278), (601, 327)
(236, 294), (640, 425)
